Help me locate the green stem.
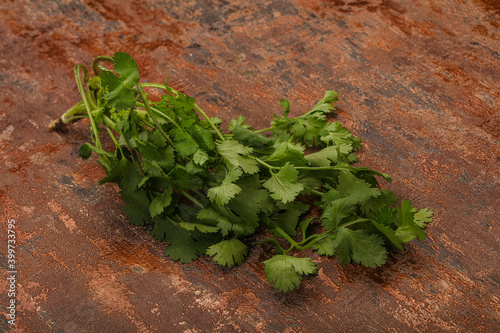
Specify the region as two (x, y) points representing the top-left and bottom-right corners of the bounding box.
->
(135, 102), (184, 132)
(74, 64), (102, 150)
(141, 83), (225, 141)
(92, 55), (114, 76)
(253, 239), (286, 254)
(86, 83), (98, 110)
(252, 156), (279, 171)
(136, 85), (175, 148)
(269, 222), (307, 253)
(178, 189), (204, 209)
(311, 190), (324, 197)
(140, 83), (166, 90)
(255, 126), (273, 133)
(251, 158), (390, 183)
(301, 218), (373, 249)
(104, 125), (124, 157)
(60, 101), (87, 124)
(103, 115), (117, 129)
(194, 104), (225, 141)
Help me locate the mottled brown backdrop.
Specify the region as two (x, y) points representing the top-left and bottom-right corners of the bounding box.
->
(0, 0), (499, 332)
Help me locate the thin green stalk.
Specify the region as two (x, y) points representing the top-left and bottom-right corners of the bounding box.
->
(103, 115), (117, 129)
(193, 104), (225, 141)
(255, 126), (273, 133)
(311, 190), (324, 197)
(178, 189), (204, 209)
(60, 101), (87, 124)
(136, 85), (175, 148)
(300, 218), (373, 249)
(269, 222), (308, 253)
(104, 125), (124, 157)
(135, 102), (184, 132)
(252, 156), (279, 171)
(86, 83), (98, 110)
(140, 82), (166, 90)
(141, 82), (225, 141)
(92, 55), (114, 76)
(253, 238), (285, 254)
(74, 64), (102, 150)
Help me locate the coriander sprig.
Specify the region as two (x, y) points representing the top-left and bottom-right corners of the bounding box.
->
(51, 52), (433, 292)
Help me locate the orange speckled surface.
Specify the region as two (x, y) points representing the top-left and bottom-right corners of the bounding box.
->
(0, 0), (499, 332)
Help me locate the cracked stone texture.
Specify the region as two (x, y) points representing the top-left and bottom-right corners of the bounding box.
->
(0, 0), (499, 332)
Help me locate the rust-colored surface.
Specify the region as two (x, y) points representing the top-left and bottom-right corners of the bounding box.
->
(1, 0), (499, 332)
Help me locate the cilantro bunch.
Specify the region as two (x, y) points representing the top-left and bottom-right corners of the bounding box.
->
(51, 52), (433, 292)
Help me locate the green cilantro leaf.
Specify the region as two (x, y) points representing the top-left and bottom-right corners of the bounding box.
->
(198, 205), (258, 237)
(270, 202), (309, 237)
(370, 220), (404, 251)
(320, 191), (356, 230)
(164, 227), (199, 263)
(206, 238), (248, 267)
(207, 167), (242, 206)
(279, 99), (290, 117)
(152, 216), (172, 241)
(314, 90), (339, 110)
(191, 125), (216, 151)
(101, 52), (140, 110)
(232, 125), (274, 150)
(263, 254), (318, 292)
(320, 121), (361, 150)
(304, 146), (339, 167)
(121, 189), (152, 226)
(395, 200), (427, 242)
(311, 234), (336, 256)
(178, 222), (220, 233)
(332, 227), (387, 267)
(217, 140), (259, 174)
(207, 182), (242, 206)
(141, 160), (164, 176)
(99, 158), (142, 191)
(193, 149), (209, 165)
(228, 115), (249, 131)
(150, 187), (174, 217)
(263, 162), (304, 203)
(78, 143), (93, 160)
(174, 131), (199, 159)
(337, 170), (381, 214)
(413, 207), (434, 228)
(264, 141), (307, 167)
(168, 166), (203, 190)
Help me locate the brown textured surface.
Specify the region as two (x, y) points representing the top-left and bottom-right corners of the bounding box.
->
(0, 0), (499, 332)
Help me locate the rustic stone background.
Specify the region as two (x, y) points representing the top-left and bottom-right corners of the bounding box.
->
(0, 0), (499, 332)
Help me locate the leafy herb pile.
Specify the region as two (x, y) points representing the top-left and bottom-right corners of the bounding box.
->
(51, 52), (433, 292)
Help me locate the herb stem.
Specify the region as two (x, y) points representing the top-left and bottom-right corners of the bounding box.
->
(140, 82), (166, 90)
(178, 189), (204, 209)
(104, 125), (124, 157)
(140, 83), (225, 141)
(136, 102), (184, 132)
(60, 101), (86, 123)
(137, 85), (175, 149)
(301, 218), (373, 249)
(193, 104), (225, 141)
(255, 126), (274, 133)
(252, 157), (279, 171)
(92, 55), (114, 76)
(253, 239), (285, 254)
(102, 115), (117, 129)
(311, 190), (324, 197)
(269, 222), (308, 252)
(74, 64), (102, 150)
